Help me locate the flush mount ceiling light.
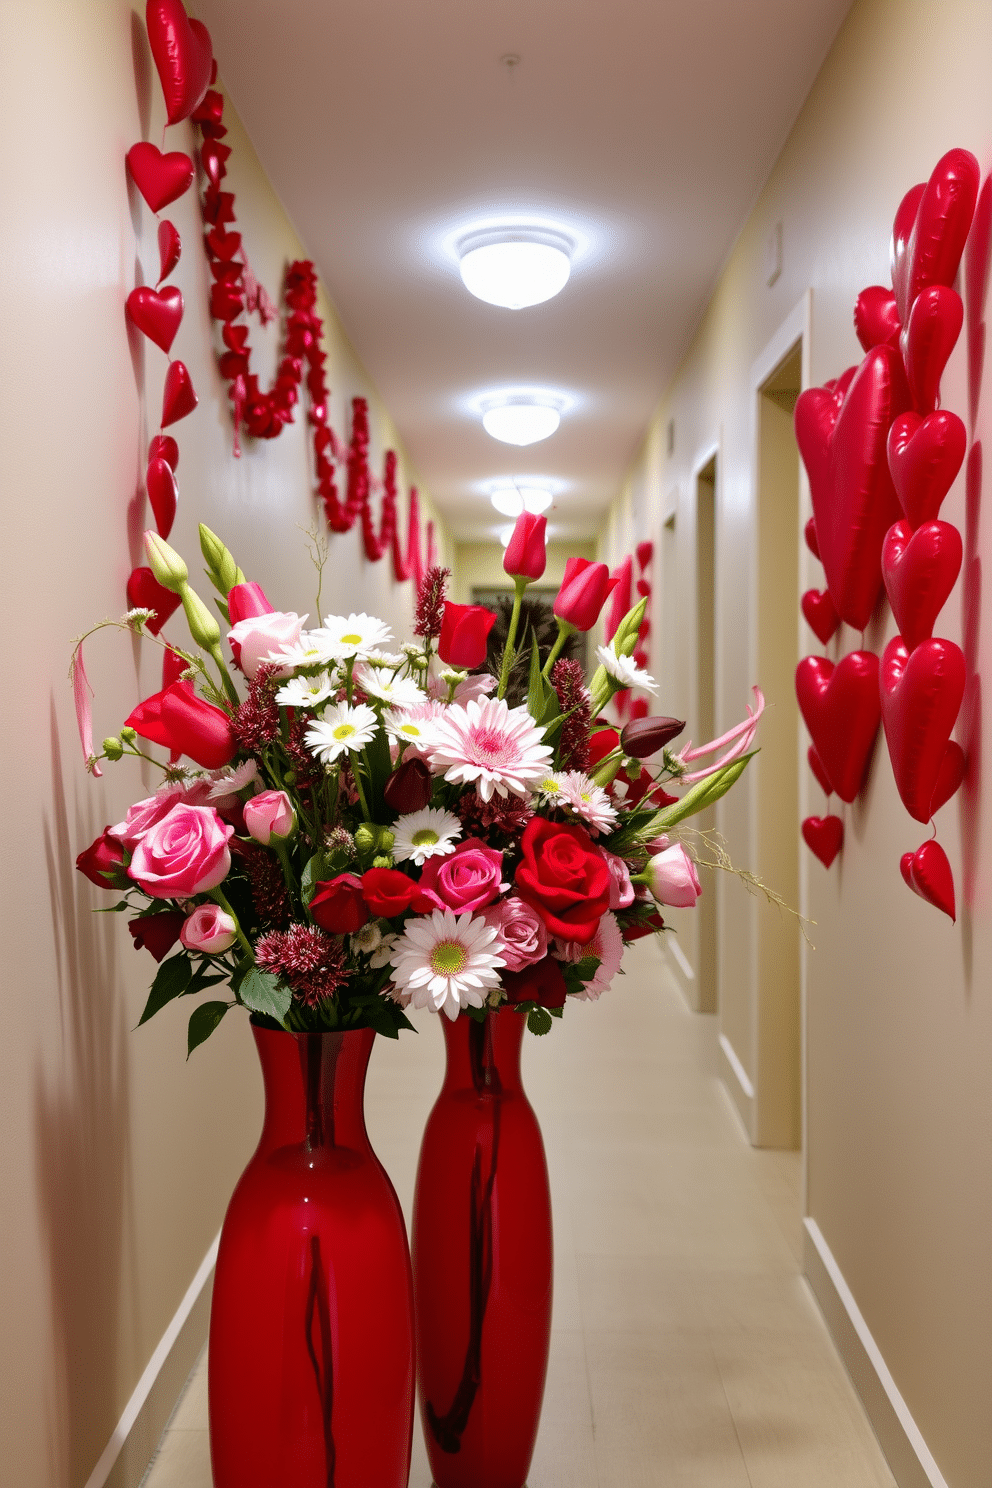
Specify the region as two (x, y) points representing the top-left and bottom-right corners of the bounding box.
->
(458, 228), (573, 309)
(481, 394), (564, 447)
(489, 483), (555, 518)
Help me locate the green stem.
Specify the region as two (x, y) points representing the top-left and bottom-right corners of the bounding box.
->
(497, 578), (527, 700)
(208, 885), (255, 962)
(352, 757), (371, 819)
(541, 620), (574, 680)
(209, 644), (240, 706)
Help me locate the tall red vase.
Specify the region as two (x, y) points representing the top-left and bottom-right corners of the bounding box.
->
(209, 1025), (415, 1488)
(413, 1010), (553, 1488)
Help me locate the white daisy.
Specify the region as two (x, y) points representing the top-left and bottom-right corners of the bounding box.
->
(351, 921), (383, 956)
(371, 932), (398, 970)
(392, 806), (463, 866)
(558, 769), (618, 834)
(537, 770), (569, 803)
(275, 672), (336, 708)
(424, 695), (554, 802)
(595, 644), (659, 695)
(267, 629), (342, 671)
(389, 908), (506, 1020)
(354, 664), (426, 708)
(207, 759), (259, 802)
(305, 701), (379, 763)
(364, 649), (406, 669)
(382, 700), (445, 749)
(316, 612), (394, 660)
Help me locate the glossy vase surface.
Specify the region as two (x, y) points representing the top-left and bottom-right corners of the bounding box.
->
(209, 1025), (415, 1488)
(413, 1010), (553, 1488)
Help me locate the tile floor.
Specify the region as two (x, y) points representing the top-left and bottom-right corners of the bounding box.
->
(142, 941), (897, 1487)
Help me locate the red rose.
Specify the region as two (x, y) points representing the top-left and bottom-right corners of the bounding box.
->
(438, 603), (496, 668)
(311, 873), (369, 933)
(502, 956), (567, 1008)
(128, 910), (186, 961)
(620, 909), (665, 942)
(76, 828), (130, 889)
(514, 818), (611, 944)
(360, 868), (420, 919)
(126, 682), (237, 769)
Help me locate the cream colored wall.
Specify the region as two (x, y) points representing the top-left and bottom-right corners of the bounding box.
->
(452, 539), (595, 605)
(0, 5), (448, 1485)
(600, 0), (992, 1481)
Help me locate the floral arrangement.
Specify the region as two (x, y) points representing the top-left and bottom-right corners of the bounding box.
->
(73, 513), (762, 1052)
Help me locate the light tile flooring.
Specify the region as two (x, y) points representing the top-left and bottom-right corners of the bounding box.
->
(144, 942), (896, 1487)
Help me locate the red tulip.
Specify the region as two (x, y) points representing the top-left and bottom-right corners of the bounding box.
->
(228, 581), (274, 624)
(503, 513), (547, 582)
(125, 682), (237, 769)
(127, 910), (187, 961)
(438, 603), (497, 669)
(553, 558), (619, 631)
(76, 828), (130, 889)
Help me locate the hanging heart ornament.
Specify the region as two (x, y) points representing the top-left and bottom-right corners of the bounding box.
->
(146, 456), (178, 539)
(126, 143), (194, 213)
(795, 651), (881, 803)
(126, 285), (184, 354)
(879, 636), (966, 822)
(157, 220), (181, 283)
(900, 841), (956, 921)
(881, 520), (962, 652)
(126, 566), (181, 635)
(886, 409), (966, 528)
(802, 816), (844, 868)
(161, 360), (198, 427)
(854, 286), (901, 352)
(801, 588), (840, 645)
(146, 0), (213, 125)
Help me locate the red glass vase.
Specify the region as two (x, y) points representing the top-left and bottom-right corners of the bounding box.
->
(209, 1024), (415, 1488)
(412, 1010), (553, 1488)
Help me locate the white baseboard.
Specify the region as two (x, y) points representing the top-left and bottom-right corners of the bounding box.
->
(84, 1234), (219, 1488)
(803, 1218), (949, 1488)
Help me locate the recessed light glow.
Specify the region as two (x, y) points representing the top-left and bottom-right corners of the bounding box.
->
(481, 397), (561, 446)
(489, 483), (554, 517)
(458, 229), (572, 309)
(498, 525), (516, 548)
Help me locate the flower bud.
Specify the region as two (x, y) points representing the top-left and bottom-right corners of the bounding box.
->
(383, 756), (432, 814)
(646, 842), (702, 908)
(76, 827), (130, 889)
(119, 725), (137, 743)
(244, 789), (297, 845)
(620, 714), (686, 759)
(144, 530), (189, 592)
(102, 736), (124, 761)
(181, 584), (222, 651)
(199, 523), (245, 594)
(354, 824), (376, 856)
(372, 854), (394, 869)
(438, 603), (497, 668)
(503, 512), (547, 583)
(376, 827), (395, 855)
(180, 903), (238, 954)
(612, 596), (649, 656)
(553, 558), (620, 632)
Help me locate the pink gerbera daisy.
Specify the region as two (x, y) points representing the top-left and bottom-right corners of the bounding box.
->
(425, 696), (554, 802)
(558, 770), (618, 834)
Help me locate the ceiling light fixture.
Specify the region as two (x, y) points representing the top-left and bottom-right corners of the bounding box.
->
(481, 394), (563, 446)
(458, 227), (573, 309)
(489, 483), (554, 518)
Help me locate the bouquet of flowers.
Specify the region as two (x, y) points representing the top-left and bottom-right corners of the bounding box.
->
(73, 513), (762, 1052)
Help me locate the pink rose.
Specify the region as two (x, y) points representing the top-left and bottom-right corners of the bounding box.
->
(227, 611), (305, 679)
(180, 904), (237, 954)
(646, 842), (702, 908)
(129, 803), (234, 899)
(109, 781), (213, 854)
(482, 896), (548, 971)
(417, 837), (507, 914)
(243, 789), (296, 844)
(599, 848), (635, 910)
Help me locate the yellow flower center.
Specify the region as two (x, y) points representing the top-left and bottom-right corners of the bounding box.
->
(431, 940), (468, 977)
(341, 632), (362, 645)
(400, 723), (421, 736)
(333, 724), (356, 740)
(412, 828), (439, 847)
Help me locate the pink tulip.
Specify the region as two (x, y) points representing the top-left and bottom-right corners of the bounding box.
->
(181, 904), (238, 954)
(645, 842), (702, 908)
(227, 581), (274, 624)
(553, 558), (619, 632)
(503, 513), (547, 582)
(243, 789), (296, 845)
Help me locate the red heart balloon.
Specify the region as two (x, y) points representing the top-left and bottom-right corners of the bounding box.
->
(126, 143), (193, 213)
(901, 840), (956, 921)
(146, 0), (213, 125)
(903, 148), (980, 321)
(126, 566), (181, 635)
(930, 739), (966, 815)
(880, 635), (965, 822)
(636, 541), (653, 570)
(804, 516), (820, 560)
(801, 588), (840, 645)
(146, 456), (178, 539)
(795, 651), (881, 803)
(126, 285), (184, 354)
(891, 182), (927, 324)
(157, 220), (181, 282)
(161, 359), (198, 427)
(881, 519), (962, 651)
(795, 346), (910, 630)
(808, 744), (833, 796)
(206, 228), (242, 261)
(222, 323), (250, 353)
(802, 815), (844, 868)
(854, 285), (901, 352)
(902, 284), (963, 413)
(148, 433), (179, 471)
(886, 409), (966, 528)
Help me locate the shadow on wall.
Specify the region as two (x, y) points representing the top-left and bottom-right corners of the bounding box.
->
(36, 698), (132, 1486)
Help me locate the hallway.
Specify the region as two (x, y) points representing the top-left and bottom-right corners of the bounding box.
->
(144, 941), (895, 1488)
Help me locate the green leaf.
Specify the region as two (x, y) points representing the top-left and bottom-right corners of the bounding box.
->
(526, 633), (545, 720)
(649, 752), (756, 832)
(464, 1003), (487, 1023)
(187, 1000), (229, 1056)
(137, 953), (192, 1026)
(239, 967), (292, 1022)
(301, 854), (320, 906)
(527, 1006), (553, 1036)
(572, 955), (601, 981)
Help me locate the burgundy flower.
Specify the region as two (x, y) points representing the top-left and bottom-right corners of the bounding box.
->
(128, 911), (186, 961)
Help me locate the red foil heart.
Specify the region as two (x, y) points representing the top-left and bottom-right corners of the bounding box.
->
(161, 360), (198, 426)
(149, 434), (179, 471)
(881, 519), (962, 651)
(886, 409), (966, 528)
(880, 636), (966, 822)
(891, 182), (927, 324)
(900, 841), (956, 921)
(795, 345), (910, 630)
(854, 286), (901, 352)
(207, 228), (242, 260)
(929, 740), (966, 815)
(147, 456), (178, 539)
(636, 541), (653, 570)
(801, 588), (840, 645)
(157, 220), (181, 282)
(804, 516), (820, 560)
(146, 0), (213, 125)
(126, 566), (181, 635)
(795, 651), (881, 803)
(808, 745), (833, 796)
(901, 148), (980, 323)
(802, 815), (843, 868)
(126, 285), (184, 354)
(126, 143), (194, 213)
(902, 284), (963, 413)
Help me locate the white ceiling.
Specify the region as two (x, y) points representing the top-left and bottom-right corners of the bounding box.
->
(194, 0), (853, 543)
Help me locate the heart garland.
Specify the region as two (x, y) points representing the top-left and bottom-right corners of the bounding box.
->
(801, 588), (840, 646)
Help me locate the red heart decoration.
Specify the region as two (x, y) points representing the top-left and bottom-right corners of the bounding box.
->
(157, 220), (181, 283)
(854, 286), (901, 352)
(795, 346), (910, 630)
(146, 456), (178, 539)
(126, 566), (181, 635)
(902, 148), (980, 322)
(125, 285), (184, 355)
(900, 840), (956, 921)
(804, 516), (820, 560)
(880, 635), (965, 822)
(222, 323), (250, 354)
(902, 284), (963, 413)
(808, 744), (833, 796)
(636, 541), (653, 570)
(206, 228), (242, 261)
(126, 143), (194, 213)
(148, 434), (179, 471)
(801, 588), (840, 645)
(146, 0), (213, 125)
(881, 519), (962, 651)
(161, 360), (198, 427)
(795, 651), (880, 803)
(886, 409), (966, 528)
(930, 739), (966, 815)
(891, 182), (927, 324)
(802, 815), (844, 868)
